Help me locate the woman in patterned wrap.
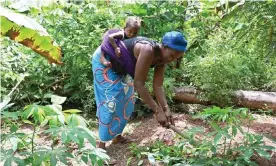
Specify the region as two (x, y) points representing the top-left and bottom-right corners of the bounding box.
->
(91, 31), (188, 152)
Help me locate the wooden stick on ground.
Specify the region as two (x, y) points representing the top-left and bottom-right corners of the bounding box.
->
(168, 124), (199, 146)
(169, 124), (187, 138)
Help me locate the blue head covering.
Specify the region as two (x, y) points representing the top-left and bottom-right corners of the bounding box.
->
(162, 31), (187, 52)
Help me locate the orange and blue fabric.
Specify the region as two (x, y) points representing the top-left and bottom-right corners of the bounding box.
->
(91, 47), (135, 142)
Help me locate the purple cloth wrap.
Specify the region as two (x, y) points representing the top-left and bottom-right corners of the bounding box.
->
(100, 29), (136, 78)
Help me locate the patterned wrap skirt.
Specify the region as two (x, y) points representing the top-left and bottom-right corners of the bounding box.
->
(91, 46), (135, 142)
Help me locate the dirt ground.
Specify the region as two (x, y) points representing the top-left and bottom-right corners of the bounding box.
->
(104, 112), (276, 166)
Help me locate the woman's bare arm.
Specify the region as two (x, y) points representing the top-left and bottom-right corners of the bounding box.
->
(134, 44), (169, 127)
(153, 65), (167, 109)
(153, 64), (175, 125)
(134, 45), (160, 112)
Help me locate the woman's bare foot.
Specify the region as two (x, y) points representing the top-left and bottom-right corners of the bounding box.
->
(98, 142), (106, 150)
(112, 135), (135, 144)
(97, 142), (117, 165)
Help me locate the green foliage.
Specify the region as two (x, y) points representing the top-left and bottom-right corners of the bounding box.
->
(182, 1), (276, 105)
(194, 106), (252, 124)
(129, 106), (275, 165)
(1, 0), (276, 115)
(34, 2), (127, 112)
(1, 1), (276, 165)
(191, 29), (269, 104)
(1, 1), (191, 113)
(0, 95), (109, 166)
(0, 31), (63, 109)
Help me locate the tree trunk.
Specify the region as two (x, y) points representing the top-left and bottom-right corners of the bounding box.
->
(173, 87), (276, 111)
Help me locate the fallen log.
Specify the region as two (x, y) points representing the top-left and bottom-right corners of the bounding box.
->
(172, 87), (276, 111)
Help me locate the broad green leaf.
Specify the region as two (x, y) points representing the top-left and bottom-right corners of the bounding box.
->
(138, 160), (143, 166)
(40, 118), (49, 127)
(90, 154), (97, 165)
(258, 145), (276, 151)
(15, 28), (36, 42)
(48, 104), (65, 125)
(0, 97), (11, 111)
(49, 117), (58, 127)
(248, 134), (254, 144)
(188, 127), (204, 134)
(4, 157), (12, 166)
(1, 111), (20, 120)
(81, 155), (88, 164)
(57, 154), (67, 165)
(63, 109), (82, 113)
(77, 133), (84, 147)
(40, 38), (54, 50)
(148, 154), (155, 164)
(51, 95), (67, 105)
(10, 137), (20, 151)
(43, 106), (57, 116)
(211, 146), (217, 153)
(126, 157), (133, 166)
(33, 34), (46, 46)
(45, 127), (60, 134)
(243, 149), (253, 160)
(0, 6), (62, 65)
(77, 115), (88, 127)
(28, 107), (37, 118)
(22, 120), (34, 125)
(63, 152), (74, 158)
(13, 157), (25, 166)
(22, 105), (35, 119)
(214, 133), (222, 145)
(37, 107), (46, 123)
(61, 132), (67, 143)
(48, 104), (63, 113)
(97, 159), (103, 166)
(241, 109), (248, 118)
(10, 124), (19, 133)
(255, 149), (271, 160)
(0, 17), (14, 35)
(68, 133), (80, 144)
(78, 126), (96, 146)
(50, 154), (57, 166)
(67, 114), (79, 127)
(222, 127), (231, 139)
(92, 148), (110, 160)
(209, 121), (221, 131)
(9, 0), (57, 11)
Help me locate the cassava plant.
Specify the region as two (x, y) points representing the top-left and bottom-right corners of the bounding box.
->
(1, 95), (109, 166)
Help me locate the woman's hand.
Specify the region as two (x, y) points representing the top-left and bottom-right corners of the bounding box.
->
(163, 105), (175, 126)
(154, 109), (169, 128)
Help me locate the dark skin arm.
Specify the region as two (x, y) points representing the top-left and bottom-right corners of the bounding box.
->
(153, 65), (175, 125)
(153, 65), (166, 107)
(134, 44), (168, 127)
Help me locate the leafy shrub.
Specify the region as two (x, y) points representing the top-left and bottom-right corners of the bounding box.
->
(0, 95), (109, 166)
